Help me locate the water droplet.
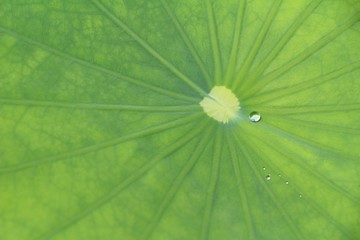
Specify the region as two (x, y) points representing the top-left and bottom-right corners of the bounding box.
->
(285, 181), (289, 185)
(262, 167), (266, 171)
(265, 174), (271, 181)
(249, 111), (261, 123)
(278, 174), (282, 177)
(299, 194), (302, 198)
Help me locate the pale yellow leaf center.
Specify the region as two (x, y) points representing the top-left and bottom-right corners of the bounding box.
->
(199, 86), (240, 124)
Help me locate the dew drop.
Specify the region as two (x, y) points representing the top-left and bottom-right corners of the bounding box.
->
(249, 111), (261, 123)
(265, 174), (271, 181)
(285, 181), (289, 185)
(299, 194), (302, 198)
(262, 167), (266, 171)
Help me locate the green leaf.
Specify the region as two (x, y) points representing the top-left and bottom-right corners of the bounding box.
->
(1, 0), (359, 239)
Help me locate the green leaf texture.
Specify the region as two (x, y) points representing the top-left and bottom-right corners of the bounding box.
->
(0, 0), (359, 239)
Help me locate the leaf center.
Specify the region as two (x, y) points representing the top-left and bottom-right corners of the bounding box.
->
(199, 86), (240, 124)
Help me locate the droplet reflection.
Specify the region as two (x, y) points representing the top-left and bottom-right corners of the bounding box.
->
(249, 111), (261, 122)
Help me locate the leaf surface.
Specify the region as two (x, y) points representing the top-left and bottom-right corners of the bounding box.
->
(0, 0), (359, 239)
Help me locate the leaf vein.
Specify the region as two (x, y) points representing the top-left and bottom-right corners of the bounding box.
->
(91, 0), (207, 96)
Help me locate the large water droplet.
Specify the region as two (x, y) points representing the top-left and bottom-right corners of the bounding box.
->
(249, 111), (261, 122)
(265, 174), (271, 181)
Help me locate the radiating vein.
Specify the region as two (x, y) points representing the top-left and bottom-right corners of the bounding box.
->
(245, 60), (360, 104)
(264, 120), (358, 162)
(293, 193), (355, 239)
(160, 0), (212, 87)
(257, 126), (360, 204)
(226, 132), (255, 240)
(245, 13), (360, 98)
(0, 26), (198, 103)
(224, 0), (247, 85)
(36, 126), (204, 240)
(266, 115), (360, 134)
(0, 113), (202, 175)
(91, 0), (208, 97)
(233, 131), (304, 240)
(247, 123), (360, 204)
(256, 103), (360, 115)
(206, 0), (223, 84)
(0, 98), (200, 112)
(142, 122), (213, 240)
(243, 0), (322, 89)
(201, 126), (222, 240)
(244, 128), (357, 239)
(233, 0), (283, 90)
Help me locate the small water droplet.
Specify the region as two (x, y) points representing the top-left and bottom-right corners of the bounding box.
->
(262, 167), (266, 171)
(249, 111), (261, 123)
(285, 181), (289, 185)
(278, 174), (282, 177)
(265, 174), (271, 181)
(299, 194), (302, 198)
